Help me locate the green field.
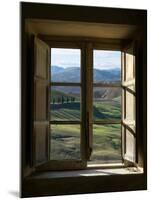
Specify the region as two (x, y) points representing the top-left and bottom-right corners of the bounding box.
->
(50, 89), (122, 163)
(50, 124), (81, 160)
(50, 100), (121, 121)
(91, 124), (121, 163)
(50, 124), (121, 163)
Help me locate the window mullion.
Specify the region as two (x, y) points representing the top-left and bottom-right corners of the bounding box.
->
(85, 43), (93, 160)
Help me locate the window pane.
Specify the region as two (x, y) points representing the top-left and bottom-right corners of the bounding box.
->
(125, 51), (135, 81)
(51, 48), (81, 82)
(125, 126), (136, 162)
(93, 50), (121, 83)
(93, 87), (121, 121)
(50, 86), (81, 121)
(50, 125), (81, 160)
(89, 124), (122, 164)
(125, 87), (135, 121)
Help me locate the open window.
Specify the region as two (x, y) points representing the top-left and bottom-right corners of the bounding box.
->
(31, 36), (138, 171)
(21, 3), (147, 197)
(89, 49), (122, 165)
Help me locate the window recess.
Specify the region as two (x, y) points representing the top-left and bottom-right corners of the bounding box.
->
(32, 37), (138, 171)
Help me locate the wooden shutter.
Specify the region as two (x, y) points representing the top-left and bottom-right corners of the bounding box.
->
(122, 42), (136, 165)
(33, 37), (50, 166)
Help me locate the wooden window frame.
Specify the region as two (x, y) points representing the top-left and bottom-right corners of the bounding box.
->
(90, 46), (122, 165)
(36, 38), (124, 170)
(43, 42), (87, 170)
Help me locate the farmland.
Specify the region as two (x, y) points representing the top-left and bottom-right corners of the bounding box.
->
(50, 52), (122, 163)
(50, 124), (121, 163)
(49, 88), (122, 163)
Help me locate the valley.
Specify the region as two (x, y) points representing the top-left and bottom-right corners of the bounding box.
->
(49, 65), (122, 164)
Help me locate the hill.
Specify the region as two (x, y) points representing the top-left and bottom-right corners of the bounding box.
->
(50, 66), (121, 103)
(51, 66), (120, 82)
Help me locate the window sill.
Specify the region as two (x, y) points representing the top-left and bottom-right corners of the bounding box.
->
(22, 167), (145, 198)
(26, 167), (143, 179)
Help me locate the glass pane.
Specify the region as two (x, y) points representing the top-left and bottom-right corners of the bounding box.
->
(50, 125), (81, 160)
(50, 86), (81, 121)
(125, 126), (136, 162)
(51, 48), (81, 82)
(93, 87), (121, 121)
(89, 124), (122, 164)
(125, 90), (135, 121)
(125, 51), (135, 81)
(93, 50), (121, 83)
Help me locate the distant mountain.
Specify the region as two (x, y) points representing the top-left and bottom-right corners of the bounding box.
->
(50, 66), (121, 100)
(51, 66), (65, 75)
(50, 66), (120, 82)
(93, 68), (120, 82)
(51, 66), (80, 82)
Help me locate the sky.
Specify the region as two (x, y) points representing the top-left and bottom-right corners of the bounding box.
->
(51, 48), (121, 70)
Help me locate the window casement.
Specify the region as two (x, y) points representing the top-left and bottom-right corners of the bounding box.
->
(32, 36), (137, 171)
(33, 38), (50, 166)
(121, 42), (136, 166)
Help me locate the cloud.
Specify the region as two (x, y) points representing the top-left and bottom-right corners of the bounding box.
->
(51, 48), (121, 69)
(93, 50), (121, 69)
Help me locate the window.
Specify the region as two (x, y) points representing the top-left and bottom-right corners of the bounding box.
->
(21, 2), (147, 197)
(32, 38), (137, 170)
(90, 50), (122, 165)
(50, 48), (83, 167)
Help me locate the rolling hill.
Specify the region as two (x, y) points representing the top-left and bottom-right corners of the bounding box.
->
(50, 65), (121, 100)
(50, 66), (121, 83)
(50, 66), (121, 163)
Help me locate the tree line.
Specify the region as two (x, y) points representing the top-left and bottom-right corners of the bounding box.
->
(51, 96), (76, 104)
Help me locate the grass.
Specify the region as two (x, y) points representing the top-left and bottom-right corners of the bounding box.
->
(51, 102), (80, 121)
(50, 99), (121, 121)
(50, 125), (81, 160)
(50, 124), (121, 163)
(93, 100), (121, 121)
(50, 89), (122, 163)
(91, 124), (121, 164)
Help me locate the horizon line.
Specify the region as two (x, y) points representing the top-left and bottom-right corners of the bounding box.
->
(51, 65), (121, 70)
